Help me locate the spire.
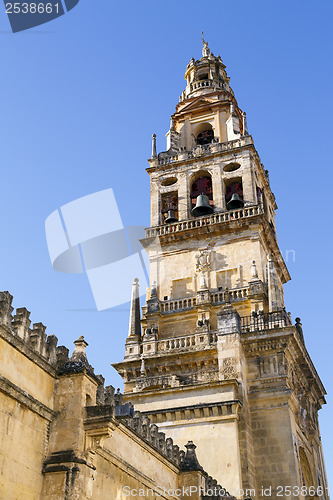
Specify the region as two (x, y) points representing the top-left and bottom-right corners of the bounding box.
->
(128, 278), (141, 337)
(267, 255), (284, 312)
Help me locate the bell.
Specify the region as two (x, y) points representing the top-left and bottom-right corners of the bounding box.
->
(191, 194), (214, 217)
(165, 209), (178, 223)
(227, 193), (244, 210)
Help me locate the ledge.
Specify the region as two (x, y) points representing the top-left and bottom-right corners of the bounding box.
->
(0, 373), (55, 420)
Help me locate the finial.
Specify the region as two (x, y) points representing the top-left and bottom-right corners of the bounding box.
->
(180, 441), (203, 471)
(201, 30), (210, 57)
(73, 335), (88, 351)
(151, 134), (157, 159)
(140, 356), (146, 375)
(69, 335), (90, 367)
(242, 111), (249, 135)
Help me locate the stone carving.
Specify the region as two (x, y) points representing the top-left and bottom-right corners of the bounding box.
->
(222, 357), (237, 379)
(195, 249), (211, 272)
(251, 260), (258, 279)
(196, 250), (211, 291)
(201, 31), (211, 57)
(295, 317), (305, 344)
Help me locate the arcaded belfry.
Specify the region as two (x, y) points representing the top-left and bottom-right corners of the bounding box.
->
(113, 39), (329, 497)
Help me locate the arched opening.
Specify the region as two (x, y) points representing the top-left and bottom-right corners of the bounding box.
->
(190, 172), (213, 215)
(194, 122), (214, 145)
(299, 447), (316, 498)
(225, 178), (244, 210)
(161, 191), (178, 224)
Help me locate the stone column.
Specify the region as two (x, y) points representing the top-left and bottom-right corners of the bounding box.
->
(178, 171), (190, 220)
(212, 165), (224, 211)
(150, 177), (160, 226)
(241, 154), (256, 206)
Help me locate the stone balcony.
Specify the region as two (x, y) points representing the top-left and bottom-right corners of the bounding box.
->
(145, 204), (263, 239)
(139, 310), (292, 359)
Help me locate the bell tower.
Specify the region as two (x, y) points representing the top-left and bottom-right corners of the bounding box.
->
(113, 40), (329, 499)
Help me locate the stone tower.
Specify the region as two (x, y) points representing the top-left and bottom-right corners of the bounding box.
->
(113, 40), (329, 499)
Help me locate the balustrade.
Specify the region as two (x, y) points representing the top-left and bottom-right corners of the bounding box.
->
(145, 204), (262, 238)
(156, 136), (254, 166)
(157, 331), (217, 353)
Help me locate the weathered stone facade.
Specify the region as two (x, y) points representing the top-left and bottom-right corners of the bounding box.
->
(0, 41), (330, 500)
(113, 41), (330, 499)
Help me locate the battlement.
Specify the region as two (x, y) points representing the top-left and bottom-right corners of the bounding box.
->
(0, 291), (60, 368)
(0, 291), (91, 373)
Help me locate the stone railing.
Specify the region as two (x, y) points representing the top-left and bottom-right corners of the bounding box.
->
(189, 79), (225, 92)
(156, 136), (254, 166)
(179, 82), (231, 102)
(145, 204), (263, 238)
(157, 331), (217, 353)
(160, 297), (197, 313)
(211, 287), (249, 303)
(159, 287), (249, 316)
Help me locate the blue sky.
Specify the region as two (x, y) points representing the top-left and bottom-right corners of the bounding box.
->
(0, 0), (332, 488)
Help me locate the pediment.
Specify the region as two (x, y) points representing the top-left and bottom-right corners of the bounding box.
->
(177, 97), (217, 114)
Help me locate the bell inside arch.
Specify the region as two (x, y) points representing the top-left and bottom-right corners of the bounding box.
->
(191, 194), (214, 217)
(165, 209), (178, 223)
(227, 193), (244, 210)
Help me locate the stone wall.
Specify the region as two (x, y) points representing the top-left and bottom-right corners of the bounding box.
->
(0, 291), (232, 500)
